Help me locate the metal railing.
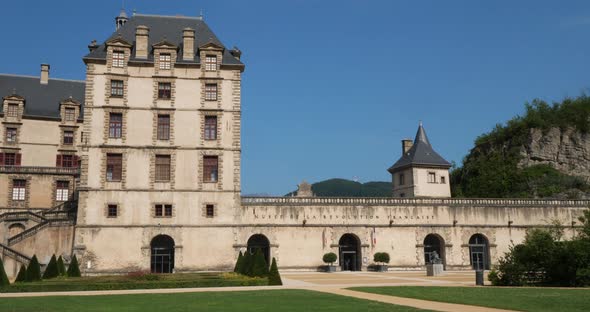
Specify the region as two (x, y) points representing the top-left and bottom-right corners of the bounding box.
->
(0, 165), (79, 175)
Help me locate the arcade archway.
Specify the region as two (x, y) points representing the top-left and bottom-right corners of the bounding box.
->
(150, 235), (175, 273)
(338, 233), (361, 271)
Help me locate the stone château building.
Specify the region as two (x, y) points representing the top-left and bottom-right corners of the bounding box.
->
(0, 11), (588, 278)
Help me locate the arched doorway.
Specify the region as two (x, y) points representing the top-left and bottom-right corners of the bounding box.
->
(150, 235), (174, 273)
(8, 223), (25, 237)
(424, 234), (445, 266)
(469, 234), (490, 270)
(247, 234), (270, 265)
(339, 234), (361, 271)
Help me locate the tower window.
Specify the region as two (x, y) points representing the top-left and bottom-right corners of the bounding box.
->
(159, 53), (171, 70)
(5, 128), (17, 143)
(112, 50), (125, 68)
(204, 116), (217, 140)
(427, 172), (436, 183)
(12, 179), (26, 201)
(158, 82), (171, 99)
(63, 131), (74, 145)
(206, 204), (215, 218)
(155, 155), (171, 182)
(107, 204), (118, 217)
(203, 156), (218, 183)
(111, 80), (124, 97)
(56, 181), (69, 201)
(157, 114), (170, 140)
(106, 153), (123, 181)
(155, 204), (173, 217)
(205, 84), (217, 101)
(7, 104), (18, 117)
(109, 113), (123, 138)
(65, 108), (76, 121)
(2, 153), (20, 166)
(441, 176), (446, 184)
(205, 55), (217, 71)
(399, 173), (405, 186)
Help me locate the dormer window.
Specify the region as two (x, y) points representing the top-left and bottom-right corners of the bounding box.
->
(159, 53), (171, 70)
(112, 50), (125, 68)
(7, 104), (18, 117)
(205, 55), (217, 71)
(65, 108), (76, 121)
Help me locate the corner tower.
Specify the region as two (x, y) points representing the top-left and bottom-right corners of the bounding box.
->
(388, 123), (451, 198)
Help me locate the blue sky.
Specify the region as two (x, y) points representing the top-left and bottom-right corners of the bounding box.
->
(2, 1), (590, 195)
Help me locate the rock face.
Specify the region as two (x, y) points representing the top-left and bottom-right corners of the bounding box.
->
(520, 127), (590, 181)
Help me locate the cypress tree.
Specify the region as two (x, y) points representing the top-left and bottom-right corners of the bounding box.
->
(268, 257), (282, 286)
(42, 254), (59, 279)
(15, 264), (27, 283)
(0, 257), (9, 287)
(25, 255), (41, 282)
(251, 249), (269, 277)
(241, 250), (252, 276)
(57, 256), (66, 276)
(67, 255), (81, 277)
(234, 251), (244, 273)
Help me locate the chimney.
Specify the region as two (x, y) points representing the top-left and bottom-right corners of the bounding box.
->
(40, 64), (50, 84)
(182, 28), (195, 61)
(88, 40), (98, 52)
(135, 25), (149, 59)
(230, 46), (242, 60)
(402, 139), (413, 154)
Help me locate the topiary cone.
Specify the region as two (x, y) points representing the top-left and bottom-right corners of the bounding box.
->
(42, 254), (59, 279)
(0, 257), (10, 287)
(25, 255), (42, 282)
(15, 264), (27, 283)
(67, 254), (81, 277)
(57, 256), (66, 276)
(268, 257), (282, 286)
(234, 251), (244, 273)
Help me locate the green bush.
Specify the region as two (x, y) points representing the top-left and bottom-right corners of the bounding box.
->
(268, 257), (282, 286)
(25, 255), (41, 282)
(57, 256), (66, 276)
(15, 264), (27, 283)
(234, 251), (244, 273)
(0, 257), (9, 287)
(42, 255), (59, 279)
(373, 252), (390, 264)
(67, 255), (81, 277)
(250, 249), (268, 277)
(240, 251), (252, 276)
(322, 252), (337, 265)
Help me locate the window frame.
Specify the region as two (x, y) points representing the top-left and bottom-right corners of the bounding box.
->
(203, 156), (219, 183)
(56, 181), (69, 201)
(206, 204), (215, 218)
(157, 114), (170, 140)
(7, 104), (18, 117)
(399, 173), (405, 186)
(110, 80), (124, 97)
(112, 50), (125, 68)
(107, 204), (118, 218)
(154, 204), (173, 217)
(12, 179), (26, 201)
(427, 172), (436, 183)
(205, 55), (217, 71)
(157, 82), (172, 99)
(204, 116), (217, 140)
(106, 153), (123, 182)
(155, 155), (171, 182)
(4, 153), (17, 166)
(159, 53), (172, 70)
(5, 127), (17, 143)
(109, 113), (123, 138)
(63, 130), (74, 145)
(205, 83), (217, 101)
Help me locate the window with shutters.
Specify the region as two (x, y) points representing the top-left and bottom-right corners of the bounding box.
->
(158, 82), (171, 99)
(7, 104), (18, 117)
(56, 181), (69, 201)
(155, 155), (171, 182)
(2, 153), (20, 166)
(56, 154), (78, 168)
(110, 80), (124, 97)
(206, 204), (215, 218)
(63, 131), (74, 145)
(205, 84), (217, 101)
(106, 153), (123, 182)
(203, 156), (218, 183)
(109, 113), (123, 138)
(112, 50), (125, 68)
(205, 55), (217, 71)
(107, 204), (118, 218)
(5, 127), (17, 143)
(159, 53), (171, 70)
(204, 116), (217, 140)
(12, 179), (26, 201)
(154, 204), (172, 217)
(157, 115), (170, 140)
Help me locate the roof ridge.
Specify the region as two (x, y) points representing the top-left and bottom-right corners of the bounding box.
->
(133, 13), (203, 20)
(0, 73), (85, 84)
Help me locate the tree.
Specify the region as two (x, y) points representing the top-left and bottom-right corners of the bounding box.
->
(42, 254), (59, 279)
(323, 252), (337, 266)
(374, 252), (390, 265)
(57, 256), (66, 276)
(0, 257), (9, 287)
(67, 255), (81, 277)
(268, 257), (282, 286)
(15, 264), (27, 283)
(25, 255), (41, 282)
(234, 251), (244, 273)
(240, 251), (252, 276)
(250, 249), (269, 277)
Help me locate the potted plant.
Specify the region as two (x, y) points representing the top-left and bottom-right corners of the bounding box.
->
(373, 252), (390, 272)
(322, 252), (337, 272)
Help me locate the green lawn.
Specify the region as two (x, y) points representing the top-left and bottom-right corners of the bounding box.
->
(0, 289), (431, 312)
(350, 286), (590, 312)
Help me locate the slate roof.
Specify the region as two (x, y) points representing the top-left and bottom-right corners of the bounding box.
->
(388, 124), (451, 172)
(0, 74), (85, 119)
(84, 14), (243, 66)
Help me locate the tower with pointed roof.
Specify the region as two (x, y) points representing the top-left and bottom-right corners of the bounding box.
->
(388, 124), (451, 198)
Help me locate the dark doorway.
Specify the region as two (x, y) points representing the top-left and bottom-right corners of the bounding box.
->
(424, 234), (445, 267)
(469, 234), (490, 270)
(151, 235), (174, 273)
(339, 234), (361, 271)
(247, 234), (270, 265)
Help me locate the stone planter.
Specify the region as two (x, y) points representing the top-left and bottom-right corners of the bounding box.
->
(325, 265), (337, 273)
(426, 263), (444, 276)
(377, 264), (388, 272)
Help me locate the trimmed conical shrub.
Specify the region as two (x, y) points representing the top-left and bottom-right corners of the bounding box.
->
(25, 255), (41, 282)
(241, 251), (252, 276)
(15, 264), (27, 283)
(57, 256), (66, 276)
(234, 251), (244, 273)
(42, 255), (59, 279)
(251, 249), (269, 277)
(0, 257), (9, 287)
(67, 255), (81, 277)
(268, 257), (282, 286)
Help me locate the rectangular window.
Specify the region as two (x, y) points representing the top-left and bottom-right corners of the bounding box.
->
(154, 204), (172, 217)
(112, 50), (125, 68)
(203, 156), (219, 183)
(109, 113), (123, 138)
(61, 155), (74, 168)
(63, 131), (74, 145)
(64, 108), (76, 121)
(155, 155), (171, 182)
(4, 153), (17, 166)
(6, 127), (17, 143)
(107, 204), (118, 218)
(399, 173), (405, 186)
(205, 55), (217, 71)
(159, 53), (171, 70)
(7, 104), (18, 117)
(56, 181), (69, 201)
(427, 172), (436, 183)
(205, 84), (217, 101)
(110, 80), (124, 97)
(204, 116), (217, 140)
(158, 82), (171, 99)
(157, 114), (170, 140)
(12, 179), (26, 201)
(206, 204), (215, 218)
(106, 153), (123, 181)
(440, 176), (446, 184)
